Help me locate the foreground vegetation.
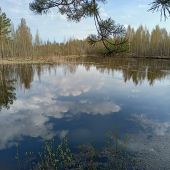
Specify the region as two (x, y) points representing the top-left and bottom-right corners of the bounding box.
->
(16, 135), (141, 170)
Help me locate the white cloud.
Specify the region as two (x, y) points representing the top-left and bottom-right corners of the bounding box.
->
(100, 8), (109, 19)
(138, 4), (148, 9)
(2, 0), (170, 42)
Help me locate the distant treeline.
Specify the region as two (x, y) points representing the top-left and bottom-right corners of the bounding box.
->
(1, 7), (170, 59)
(127, 25), (170, 58)
(0, 18), (100, 59)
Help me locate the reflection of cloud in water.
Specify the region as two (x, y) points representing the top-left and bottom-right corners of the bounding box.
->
(48, 70), (105, 97)
(127, 114), (170, 169)
(58, 130), (69, 140)
(0, 95), (120, 149)
(72, 101), (120, 115)
(0, 110), (54, 149)
(127, 133), (170, 169)
(0, 68), (120, 149)
(132, 114), (170, 136)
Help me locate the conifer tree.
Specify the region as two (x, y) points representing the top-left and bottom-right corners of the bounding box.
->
(150, 0), (170, 19)
(29, 0), (127, 55)
(0, 8), (11, 59)
(0, 8), (11, 39)
(35, 30), (41, 46)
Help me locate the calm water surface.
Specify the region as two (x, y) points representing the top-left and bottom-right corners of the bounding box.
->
(0, 57), (170, 169)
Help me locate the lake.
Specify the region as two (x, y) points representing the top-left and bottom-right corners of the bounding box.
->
(0, 57), (170, 169)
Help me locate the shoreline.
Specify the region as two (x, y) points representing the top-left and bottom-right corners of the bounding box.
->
(0, 55), (85, 65)
(0, 55), (170, 64)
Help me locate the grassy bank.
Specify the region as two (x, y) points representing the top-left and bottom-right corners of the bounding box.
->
(1, 54), (170, 65)
(0, 55), (89, 65)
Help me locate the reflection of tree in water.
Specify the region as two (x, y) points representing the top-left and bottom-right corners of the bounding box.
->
(17, 64), (34, 89)
(0, 64), (36, 110)
(55, 56), (170, 85)
(0, 58), (170, 110)
(81, 57), (170, 85)
(0, 65), (16, 110)
(63, 64), (78, 75)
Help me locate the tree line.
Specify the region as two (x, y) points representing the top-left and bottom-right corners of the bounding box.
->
(0, 7), (99, 59)
(127, 25), (170, 58)
(1, 7), (170, 59)
(28, 0), (170, 54)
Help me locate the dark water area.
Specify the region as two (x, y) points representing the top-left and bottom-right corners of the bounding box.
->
(0, 57), (170, 169)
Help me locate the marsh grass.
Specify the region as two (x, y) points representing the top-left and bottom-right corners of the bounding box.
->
(15, 133), (140, 170)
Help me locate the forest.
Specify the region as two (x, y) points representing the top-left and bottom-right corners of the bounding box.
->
(1, 1), (170, 169)
(1, 7), (170, 59)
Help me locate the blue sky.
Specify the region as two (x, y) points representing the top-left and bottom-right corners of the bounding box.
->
(1, 0), (170, 42)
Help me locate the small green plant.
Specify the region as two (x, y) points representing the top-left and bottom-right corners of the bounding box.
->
(16, 132), (141, 170)
(31, 138), (73, 170)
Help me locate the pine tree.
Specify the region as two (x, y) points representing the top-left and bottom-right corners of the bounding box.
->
(0, 8), (11, 40)
(0, 8), (11, 59)
(149, 0), (170, 19)
(35, 30), (41, 46)
(29, 0), (127, 55)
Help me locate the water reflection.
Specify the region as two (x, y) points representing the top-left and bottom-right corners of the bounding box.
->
(0, 57), (170, 112)
(83, 57), (170, 85)
(0, 65), (16, 111)
(0, 65), (121, 150)
(0, 57), (170, 169)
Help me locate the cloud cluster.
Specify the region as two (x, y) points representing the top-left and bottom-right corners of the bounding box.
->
(0, 66), (120, 149)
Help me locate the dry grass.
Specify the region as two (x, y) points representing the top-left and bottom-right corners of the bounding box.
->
(0, 55), (87, 65)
